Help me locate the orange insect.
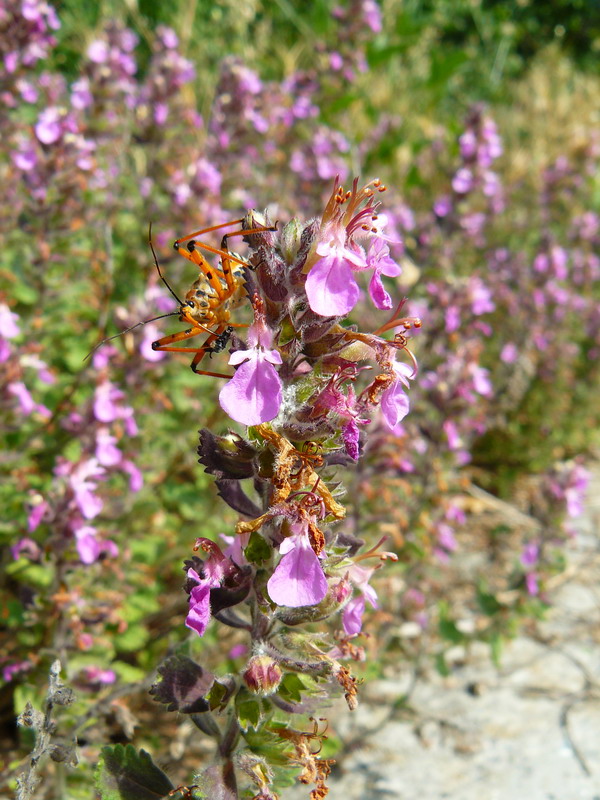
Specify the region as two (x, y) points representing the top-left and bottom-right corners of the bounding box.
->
(149, 217), (275, 378)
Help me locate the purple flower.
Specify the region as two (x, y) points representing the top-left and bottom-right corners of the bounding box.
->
(469, 365), (493, 396)
(380, 361), (413, 435)
(121, 460), (143, 492)
(27, 499), (49, 532)
(520, 541), (539, 568)
(267, 522), (328, 608)
(8, 382), (50, 418)
(0, 304), (20, 338)
(305, 227), (365, 316)
(11, 537), (41, 561)
(443, 420), (462, 450)
(186, 575), (214, 637)
(34, 107), (63, 145)
(82, 666), (117, 685)
(2, 661), (32, 682)
(71, 78), (93, 109)
(95, 429), (122, 467)
(66, 458), (105, 519)
(470, 279), (495, 315)
(93, 380), (136, 432)
(452, 167), (473, 194)
(500, 343), (518, 363)
(341, 564), (378, 636)
(185, 558), (224, 637)
(75, 525), (101, 564)
(433, 195), (452, 217)
(361, 0), (383, 32)
(342, 419), (361, 460)
(525, 573), (539, 596)
(366, 238), (402, 310)
(219, 322), (282, 426)
(87, 40), (109, 63)
(305, 178), (401, 316)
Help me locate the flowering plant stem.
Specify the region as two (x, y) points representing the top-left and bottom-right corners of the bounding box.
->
(139, 179), (420, 800)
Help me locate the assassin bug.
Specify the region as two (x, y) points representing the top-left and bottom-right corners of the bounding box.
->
(149, 216), (276, 378)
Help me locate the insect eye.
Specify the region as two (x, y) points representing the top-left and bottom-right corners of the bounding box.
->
(186, 301), (195, 308)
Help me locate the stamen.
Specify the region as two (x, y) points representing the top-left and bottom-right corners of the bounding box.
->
(353, 535), (398, 564)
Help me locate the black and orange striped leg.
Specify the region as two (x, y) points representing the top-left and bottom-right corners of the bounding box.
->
(218, 224), (278, 292)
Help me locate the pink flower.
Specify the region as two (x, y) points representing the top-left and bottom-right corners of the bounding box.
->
(8, 382), (50, 418)
(267, 522), (328, 608)
(525, 573), (539, 596)
(67, 458), (105, 519)
(82, 667), (117, 685)
(140, 324), (166, 361)
(185, 555), (226, 637)
(95, 429), (122, 467)
(121, 460), (143, 492)
(342, 563), (378, 636)
(75, 525), (101, 564)
(0, 304), (20, 338)
(34, 107), (63, 145)
(185, 540), (243, 637)
(366, 238), (402, 310)
(27, 499), (49, 532)
(305, 178), (403, 316)
(11, 537), (41, 561)
(305, 227), (365, 316)
(521, 541), (539, 568)
(443, 419), (462, 450)
(87, 40), (109, 63)
(93, 380), (137, 432)
(219, 322), (282, 426)
(500, 343), (518, 363)
(380, 361), (413, 435)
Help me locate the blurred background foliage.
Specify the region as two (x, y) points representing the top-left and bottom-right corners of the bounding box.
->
(1, 0), (600, 795)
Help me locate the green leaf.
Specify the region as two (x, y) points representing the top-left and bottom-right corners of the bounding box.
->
(438, 617), (464, 644)
(12, 282), (38, 305)
(476, 585), (502, 616)
(244, 531), (271, 565)
(207, 677), (236, 712)
(435, 652), (450, 677)
(5, 561), (54, 589)
(235, 688), (263, 732)
(277, 673), (305, 704)
(95, 744), (173, 800)
(113, 624), (150, 653)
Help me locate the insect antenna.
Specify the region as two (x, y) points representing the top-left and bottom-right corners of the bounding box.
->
(85, 311), (181, 361)
(148, 221), (185, 307)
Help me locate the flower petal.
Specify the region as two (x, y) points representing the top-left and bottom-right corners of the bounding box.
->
(342, 595), (366, 636)
(219, 357), (282, 426)
(185, 583), (212, 636)
(368, 270), (393, 310)
(305, 256), (360, 316)
(267, 541), (328, 607)
(380, 381), (410, 434)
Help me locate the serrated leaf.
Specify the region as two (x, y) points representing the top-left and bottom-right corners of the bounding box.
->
(235, 688), (263, 732)
(95, 744), (173, 800)
(277, 673), (305, 703)
(207, 676), (236, 711)
(149, 654), (214, 713)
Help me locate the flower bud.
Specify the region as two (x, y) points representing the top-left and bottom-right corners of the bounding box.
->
(243, 655), (283, 696)
(280, 218), (305, 264)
